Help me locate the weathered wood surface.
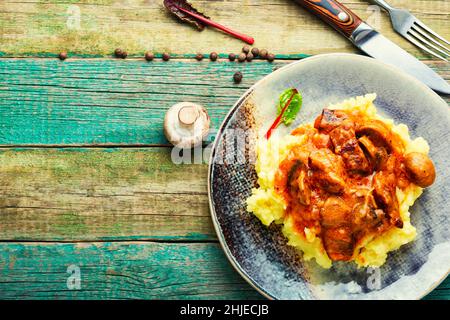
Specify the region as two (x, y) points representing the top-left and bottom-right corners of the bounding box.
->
(0, 58), (449, 299)
(0, 59), (285, 145)
(0, 148), (212, 241)
(0, 242), (263, 300)
(0, 147), (449, 299)
(1, 0), (449, 300)
(1, 59), (448, 146)
(0, 0), (449, 58)
(0, 242), (447, 300)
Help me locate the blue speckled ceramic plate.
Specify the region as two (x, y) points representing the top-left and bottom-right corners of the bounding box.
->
(208, 53), (450, 300)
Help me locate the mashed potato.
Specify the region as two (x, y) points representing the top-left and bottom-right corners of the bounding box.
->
(246, 94), (428, 268)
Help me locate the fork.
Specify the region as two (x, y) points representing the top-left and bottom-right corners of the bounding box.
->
(369, 0), (449, 61)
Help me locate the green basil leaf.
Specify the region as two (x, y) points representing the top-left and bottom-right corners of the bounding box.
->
(276, 88), (302, 126)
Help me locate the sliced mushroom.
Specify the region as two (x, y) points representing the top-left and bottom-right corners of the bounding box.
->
(358, 135), (388, 170)
(356, 120), (402, 154)
(404, 152), (436, 188)
(358, 135), (378, 160)
(296, 169), (311, 205)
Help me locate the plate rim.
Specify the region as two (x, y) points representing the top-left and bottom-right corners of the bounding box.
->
(207, 52), (449, 300)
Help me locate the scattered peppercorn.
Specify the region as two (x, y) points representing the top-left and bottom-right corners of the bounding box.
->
(251, 48), (259, 57)
(259, 49), (268, 59)
(210, 52), (218, 61)
(238, 53), (246, 63)
(246, 52), (254, 62)
(267, 53), (275, 62)
(114, 48), (123, 58)
(228, 53), (236, 61)
(58, 52), (67, 60)
(162, 52), (170, 61)
(233, 71), (243, 84)
(145, 51), (155, 61)
(195, 53), (204, 61)
(242, 45), (250, 54)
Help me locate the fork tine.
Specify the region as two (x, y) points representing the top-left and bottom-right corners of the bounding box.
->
(409, 29), (450, 58)
(411, 25), (450, 54)
(405, 33), (448, 62)
(413, 20), (450, 45)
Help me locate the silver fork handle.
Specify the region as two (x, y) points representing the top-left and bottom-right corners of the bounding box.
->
(369, 0), (395, 12)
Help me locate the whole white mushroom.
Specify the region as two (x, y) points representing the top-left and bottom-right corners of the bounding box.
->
(164, 102), (210, 149)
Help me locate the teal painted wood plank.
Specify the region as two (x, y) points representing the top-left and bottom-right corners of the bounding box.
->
(0, 148), (213, 242)
(0, 53), (312, 60)
(0, 58), (286, 146)
(0, 242), (447, 300)
(0, 58), (448, 146)
(0, 242), (262, 300)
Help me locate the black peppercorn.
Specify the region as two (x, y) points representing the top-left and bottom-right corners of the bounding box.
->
(195, 53), (204, 61)
(145, 51), (155, 61)
(238, 53), (246, 63)
(267, 53), (275, 62)
(114, 48), (123, 58)
(246, 52), (254, 62)
(210, 52), (218, 61)
(121, 51), (128, 59)
(251, 48), (259, 57)
(58, 52), (67, 60)
(228, 53), (236, 61)
(162, 52), (170, 61)
(259, 49), (268, 59)
(233, 71), (243, 84)
(242, 45), (250, 54)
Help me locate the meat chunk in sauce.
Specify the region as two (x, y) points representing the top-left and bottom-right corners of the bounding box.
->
(314, 109), (348, 133)
(322, 227), (354, 261)
(328, 119), (371, 173)
(309, 149), (346, 194)
(320, 197), (351, 228)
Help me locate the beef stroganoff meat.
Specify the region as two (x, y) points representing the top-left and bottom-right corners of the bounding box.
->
(273, 106), (435, 262)
(247, 94), (436, 268)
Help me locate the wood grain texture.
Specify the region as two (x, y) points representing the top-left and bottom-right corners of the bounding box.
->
(0, 148), (212, 241)
(0, 241), (447, 299)
(0, 242), (263, 299)
(1, 58), (448, 146)
(0, 0), (448, 58)
(0, 147), (448, 299)
(0, 58), (286, 146)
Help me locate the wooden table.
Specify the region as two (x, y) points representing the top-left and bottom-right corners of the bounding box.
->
(0, 0), (448, 300)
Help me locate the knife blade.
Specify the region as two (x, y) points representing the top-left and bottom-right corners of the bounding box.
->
(293, 0), (450, 95)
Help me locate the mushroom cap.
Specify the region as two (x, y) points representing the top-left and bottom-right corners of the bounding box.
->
(164, 102), (210, 149)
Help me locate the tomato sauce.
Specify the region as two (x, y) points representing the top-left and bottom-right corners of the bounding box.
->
(273, 109), (413, 261)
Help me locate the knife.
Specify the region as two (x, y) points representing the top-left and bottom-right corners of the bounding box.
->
(293, 0), (450, 95)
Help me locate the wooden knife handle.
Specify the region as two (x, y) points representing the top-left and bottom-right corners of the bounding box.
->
(294, 0), (363, 37)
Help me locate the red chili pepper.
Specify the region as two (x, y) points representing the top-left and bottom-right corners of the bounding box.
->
(265, 89), (298, 140)
(174, 5), (254, 45)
